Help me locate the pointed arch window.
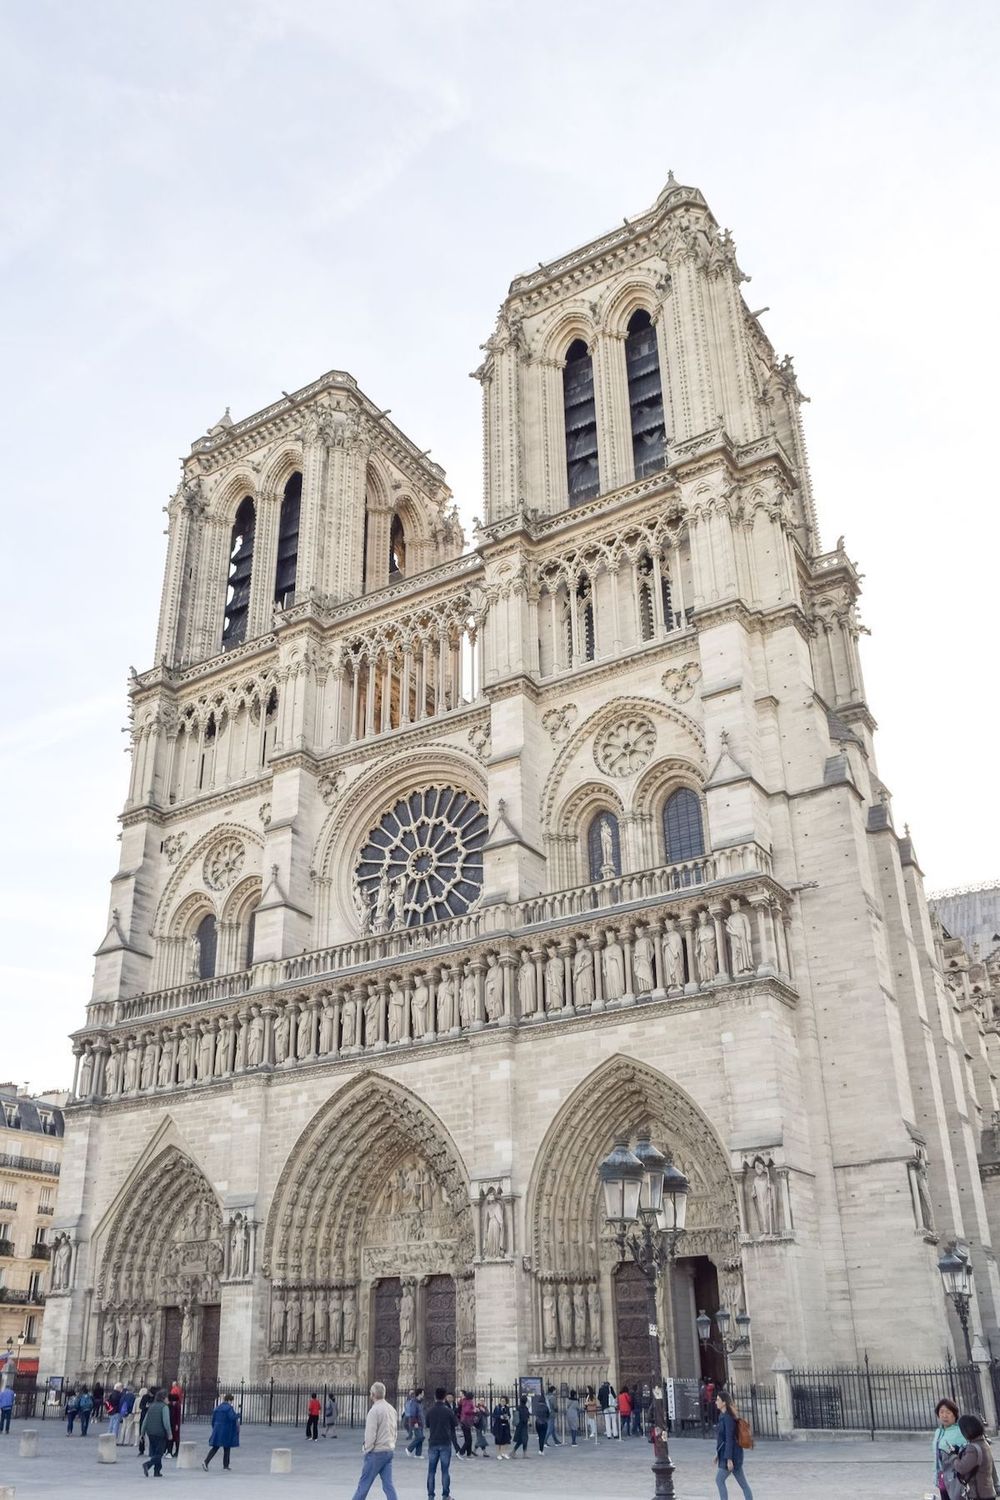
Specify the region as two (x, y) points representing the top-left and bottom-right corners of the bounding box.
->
(588, 811), (622, 881)
(244, 903), (258, 969)
(625, 310), (667, 477)
(563, 339), (600, 505)
(577, 576), (596, 662)
(195, 914), (217, 980)
(389, 514), (406, 576)
(663, 788), (705, 864)
(274, 472), (302, 609)
(223, 497), (255, 648)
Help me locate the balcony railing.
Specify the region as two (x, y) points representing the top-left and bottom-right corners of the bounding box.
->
(0, 1238), (14, 1258)
(0, 1153), (59, 1178)
(30, 1243), (50, 1261)
(36, 1205), (54, 1216)
(0, 1287), (44, 1306)
(0, 1200), (17, 1213)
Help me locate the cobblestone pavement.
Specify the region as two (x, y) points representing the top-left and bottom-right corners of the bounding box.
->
(0, 1420), (935, 1499)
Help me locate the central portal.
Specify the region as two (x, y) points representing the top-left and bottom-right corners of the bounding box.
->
(372, 1278), (402, 1391)
(422, 1274), (456, 1393)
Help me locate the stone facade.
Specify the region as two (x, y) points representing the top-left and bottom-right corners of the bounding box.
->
(42, 176), (1000, 1392)
(0, 1086), (66, 1380)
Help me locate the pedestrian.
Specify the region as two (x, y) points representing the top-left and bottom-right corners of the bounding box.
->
(0, 1384), (13, 1434)
(617, 1385), (632, 1436)
(491, 1396), (511, 1459)
(531, 1387), (550, 1453)
(704, 1378), (717, 1426)
(167, 1381), (183, 1456)
(91, 1379), (104, 1421)
(137, 1386), (153, 1455)
(203, 1391), (241, 1471)
(458, 1389), (476, 1456)
(599, 1378), (619, 1438)
(306, 1390), (321, 1440)
(77, 1387), (94, 1436)
(512, 1393), (530, 1456)
(932, 1397), (965, 1500)
(545, 1385), (562, 1445)
(140, 1388), (172, 1478)
(630, 1386), (643, 1436)
(405, 1388), (425, 1456)
(65, 1386), (79, 1435)
(715, 1390), (753, 1500)
(566, 1389), (580, 1445)
(119, 1385), (140, 1446)
(349, 1380), (398, 1500)
(107, 1381), (124, 1439)
(444, 1392), (463, 1454)
(323, 1391), (338, 1437)
(950, 1414), (996, 1499)
(474, 1399), (490, 1454)
(426, 1386), (459, 1495)
(584, 1387), (599, 1441)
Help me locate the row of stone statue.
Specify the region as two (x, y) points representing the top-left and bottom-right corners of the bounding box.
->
(99, 1304), (157, 1361)
(540, 1279), (603, 1354)
(269, 1284), (358, 1354)
(74, 898), (768, 1099)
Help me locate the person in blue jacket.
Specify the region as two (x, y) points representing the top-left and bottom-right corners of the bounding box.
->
(715, 1390), (753, 1500)
(203, 1393), (241, 1471)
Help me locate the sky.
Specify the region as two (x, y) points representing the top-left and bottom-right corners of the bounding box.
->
(1, 0), (998, 1092)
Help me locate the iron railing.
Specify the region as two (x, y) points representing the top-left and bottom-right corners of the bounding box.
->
(0, 1152), (60, 1177)
(726, 1381), (779, 1440)
(789, 1356), (982, 1435)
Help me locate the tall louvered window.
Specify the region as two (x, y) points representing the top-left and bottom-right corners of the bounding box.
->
(195, 914), (218, 980)
(563, 339), (600, 504)
(274, 472), (302, 608)
(223, 496), (255, 648)
(625, 310), (667, 477)
(663, 788), (705, 864)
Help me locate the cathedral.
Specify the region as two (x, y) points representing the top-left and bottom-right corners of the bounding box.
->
(42, 175), (1000, 1396)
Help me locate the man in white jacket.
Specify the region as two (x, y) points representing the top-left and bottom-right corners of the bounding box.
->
(350, 1381), (399, 1500)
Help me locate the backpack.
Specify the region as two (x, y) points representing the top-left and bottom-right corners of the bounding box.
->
(736, 1416), (753, 1450)
(79, 1393), (93, 1413)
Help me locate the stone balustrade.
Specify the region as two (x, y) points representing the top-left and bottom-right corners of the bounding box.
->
(70, 858), (793, 1107)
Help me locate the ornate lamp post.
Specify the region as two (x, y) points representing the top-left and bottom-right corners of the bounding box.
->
(696, 1306), (752, 1380)
(599, 1130), (689, 1500)
(938, 1243), (974, 1361)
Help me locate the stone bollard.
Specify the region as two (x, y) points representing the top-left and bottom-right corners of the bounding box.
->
(771, 1351), (795, 1439)
(98, 1431), (118, 1463)
(18, 1429), (38, 1459)
(270, 1447), (292, 1473)
(177, 1440), (198, 1469)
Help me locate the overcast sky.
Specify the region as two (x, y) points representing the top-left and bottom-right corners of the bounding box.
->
(1, 0), (997, 1093)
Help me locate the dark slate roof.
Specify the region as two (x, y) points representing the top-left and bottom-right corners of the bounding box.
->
(0, 1095), (64, 1138)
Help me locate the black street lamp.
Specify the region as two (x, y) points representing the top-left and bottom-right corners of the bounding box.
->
(599, 1130), (689, 1500)
(696, 1307), (752, 1374)
(938, 1244), (974, 1362)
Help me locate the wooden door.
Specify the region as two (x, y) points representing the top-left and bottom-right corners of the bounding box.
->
(160, 1307), (182, 1386)
(372, 1278), (402, 1393)
(197, 1304), (220, 1410)
(422, 1274), (456, 1395)
(613, 1261), (651, 1395)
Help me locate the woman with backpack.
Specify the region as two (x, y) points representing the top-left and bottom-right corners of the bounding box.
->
(950, 1413), (998, 1498)
(65, 1387), (79, 1435)
(77, 1387), (94, 1436)
(715, 1390), (753, 1500)
(933, 1397), (965, 1499)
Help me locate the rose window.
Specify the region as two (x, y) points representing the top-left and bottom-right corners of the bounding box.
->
(594, 715), (656, 777)
(204, 838), (246, 891)
(356, 787), (487, 928)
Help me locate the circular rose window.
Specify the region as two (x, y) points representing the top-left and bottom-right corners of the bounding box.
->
(356, 787), (487, 929)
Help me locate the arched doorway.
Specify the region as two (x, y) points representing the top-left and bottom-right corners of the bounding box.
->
(262, 1075), (474, 1390)
(527, 1058), (743, 1392)
(92, 1148), (224, 1392)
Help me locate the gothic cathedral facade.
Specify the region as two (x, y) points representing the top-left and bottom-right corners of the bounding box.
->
(43, 176), (1000, 1393)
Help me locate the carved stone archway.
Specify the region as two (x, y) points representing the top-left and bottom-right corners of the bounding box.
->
(92, 1147), (224, 1387)
(262, 1073), (475, 1385)
(527, 1057), (741, 1385)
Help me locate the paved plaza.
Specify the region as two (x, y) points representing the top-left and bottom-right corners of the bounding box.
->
(0, 1421), (936, 1499)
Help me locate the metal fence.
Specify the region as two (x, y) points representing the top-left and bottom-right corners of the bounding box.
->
(726, 1381), (779, 1440)
(789, 1356), (983, 1435)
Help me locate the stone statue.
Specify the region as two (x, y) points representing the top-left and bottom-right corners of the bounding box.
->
(353, 873), (373, 937)
(320, 999), (336, 1053)
(541, 1287), (558, 1350)
(399, 1282), (415, 1348)
(181, 1302), (195, 1351)
(749, 1157), (775, 1235)
(587, 1282), (602, 1350)
(273, 1008), (290, 1063)
(102, 1312), (117, 1358)
(544, 946), (564, 1010)
(633, 924), (655, 992)
(410, 974), (429, 1038)
(124, 1043), (139, 1093)
(78, 1049), (94, 1097)
(573, 943), (594, 1006)
(392, 875), (408, 930)
(389, 980), (406, 1043)
(270, 1292), (285, 1351)
(663, 919), (685, 989)
(483, 1190), (505, 1257)
(285, 1293), (300, 1349)
(190, 934), (202, 981)
(341, 999), (357, 1049)
(435, 970), (455, 1033)
(599, 815), (616, 877)
(725, 899), (754, 975)
(105, 1048), (122, 1095)
(695, 911), (718, 982)
(240, 1220), (252, 1276)
(141, 1310), (154, 1357)
(247, 1009), (264, 1067)
(557, 1280), (573, 1350)
(603, 932), (625, 1000)
(129, 1309), (142, 1355)
(140, 1039), (156, 1090)
(342, 1287), (358, 1348)
(328, 1288), (343, 1350)
(53, 1236), (72, 1289)
(296, 1006), (312, 1058)
(373, 869), (392, 934)
(518, 951), (537, 1015)
(364, 984), (381, 1045)
(197, 1027), (214, 1080)
(459, 967), (477, 1028)
(572, 1281), (587, 1348)
(302, 1290), (315, 1349)
(484, 953), (503, 1021)
(175, 1031), (191, 1083)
